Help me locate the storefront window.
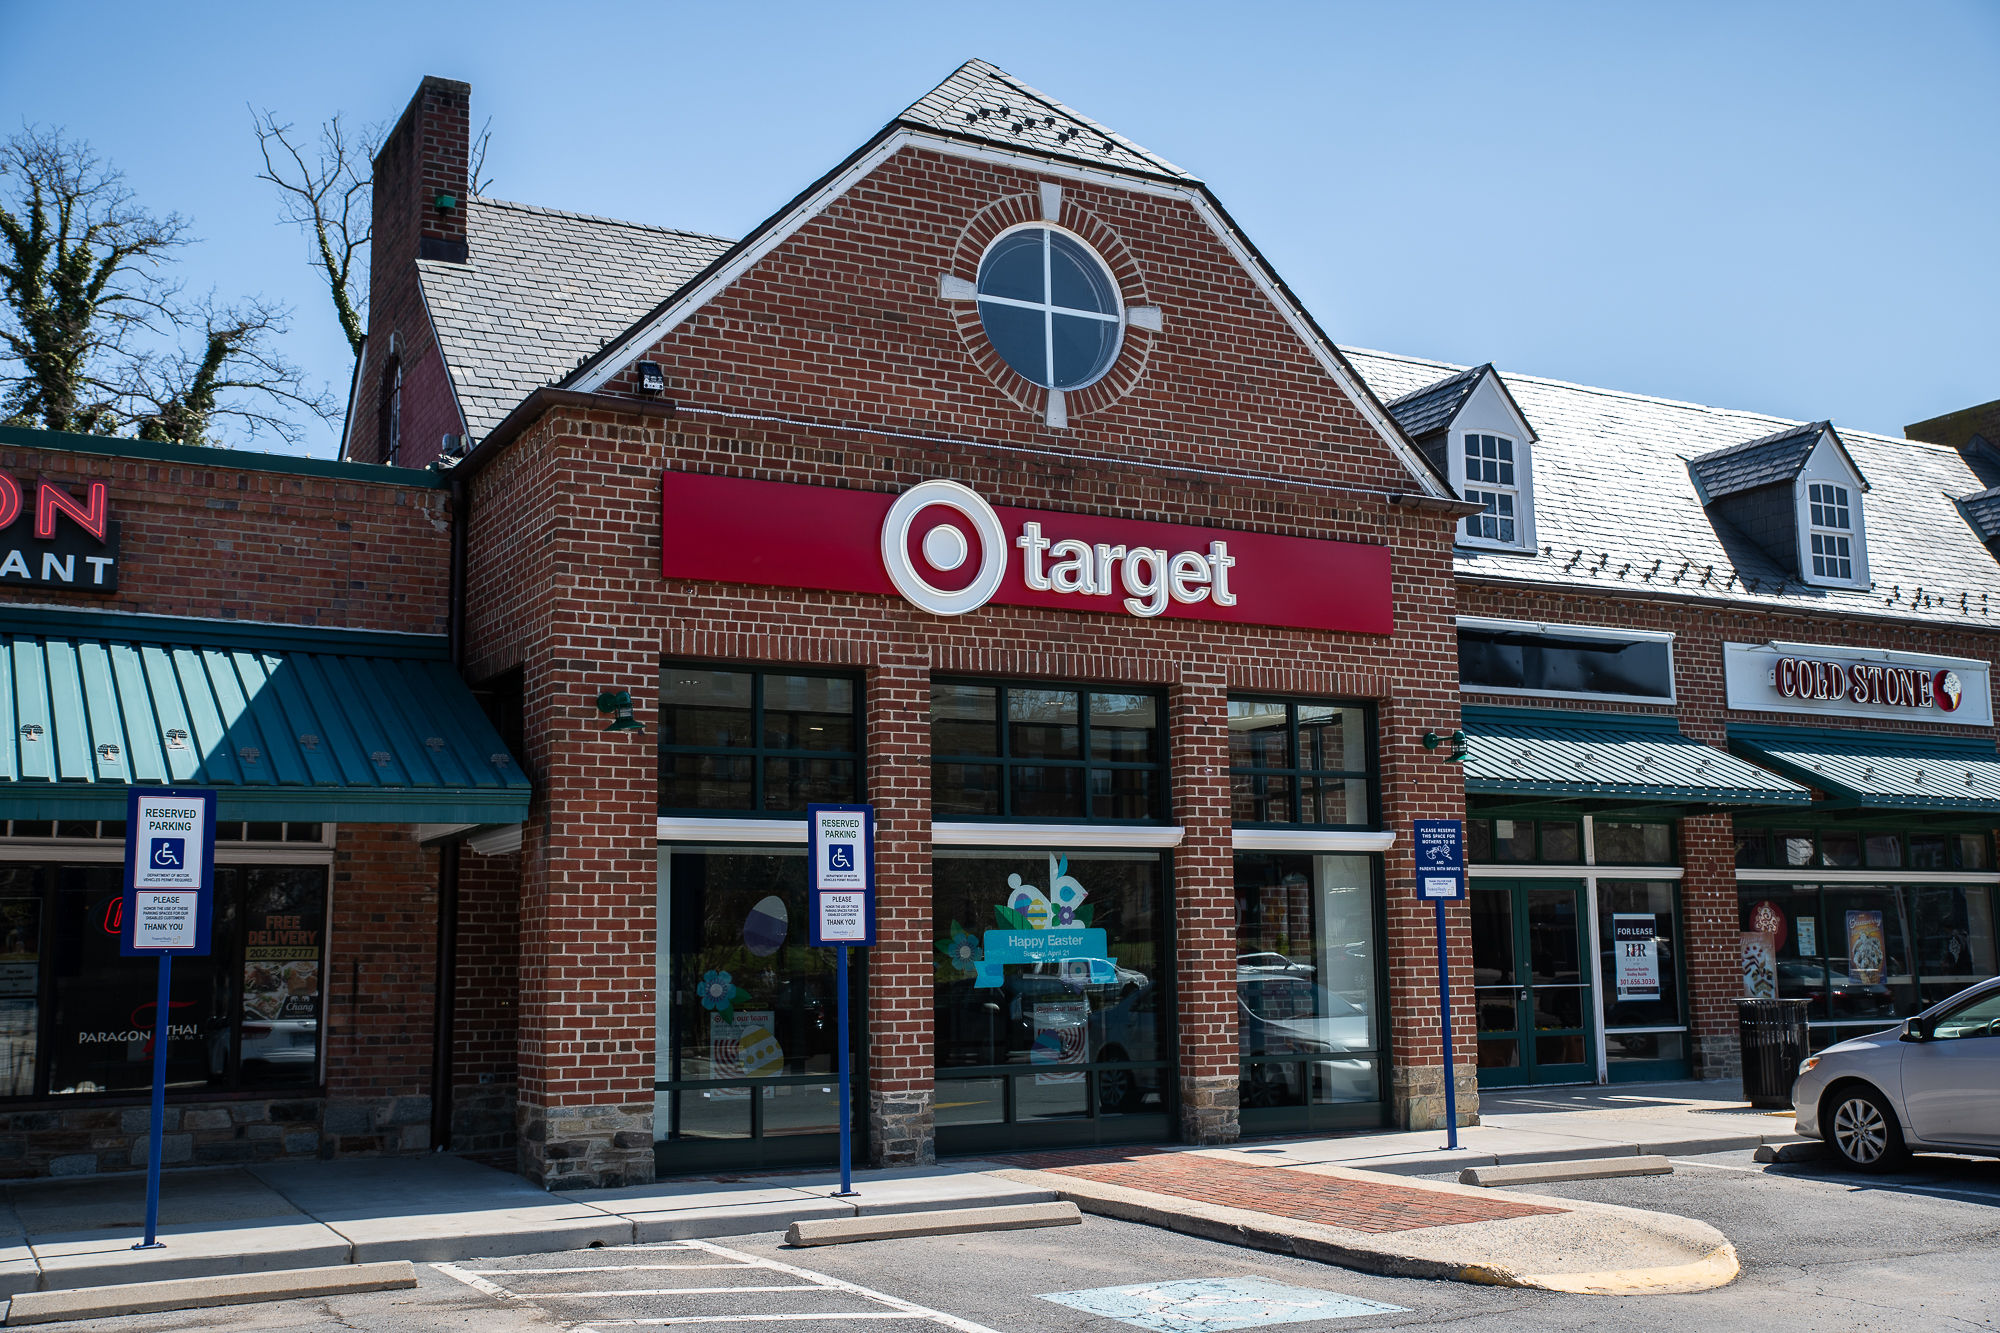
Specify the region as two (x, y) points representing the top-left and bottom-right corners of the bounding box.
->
(1593, 821), (1674, 865)
(656, 846), (859, 1161)
(932, 850), (1168, 1135)
(932, 682), (1165, 821)
(1739, 882), (1996, 1030)
(1234, 853), (1382, 1115)
(659, 666), (862, 814)
(1226, 698), (1374, 827)
(1466, 817), (1596, 864)
(1596, 880), (1682, 1069)
(0, 860), (329, 1100)
(1737, 827), (1992, 873)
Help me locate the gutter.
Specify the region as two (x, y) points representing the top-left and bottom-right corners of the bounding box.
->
(429, 464), (472, 1153)
(453, 387), (677, 480)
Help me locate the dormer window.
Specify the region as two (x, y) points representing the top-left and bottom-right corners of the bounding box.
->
(1462, 433), (1520, 544)
(1806, 482), (1853, 581)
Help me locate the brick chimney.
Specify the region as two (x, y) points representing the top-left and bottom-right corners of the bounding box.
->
(349, 77), (471, 466)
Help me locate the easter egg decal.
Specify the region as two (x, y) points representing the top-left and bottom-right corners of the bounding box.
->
(743, 895), (789, 956)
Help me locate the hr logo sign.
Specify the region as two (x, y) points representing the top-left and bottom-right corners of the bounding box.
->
(880, 480), (1237, 619)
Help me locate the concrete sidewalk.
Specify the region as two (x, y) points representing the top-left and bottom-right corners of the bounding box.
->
(0, 1078), (1787, 1302)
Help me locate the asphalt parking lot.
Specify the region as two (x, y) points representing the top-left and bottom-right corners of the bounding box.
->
(44, 1148), (2000, 1333)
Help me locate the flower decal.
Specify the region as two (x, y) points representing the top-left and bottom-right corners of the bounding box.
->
(699, 969), (752, 1022)
(937, 921), (984, 976)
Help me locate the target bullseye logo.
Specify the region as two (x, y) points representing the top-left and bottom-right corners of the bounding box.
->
(881, 480), (1008, 616)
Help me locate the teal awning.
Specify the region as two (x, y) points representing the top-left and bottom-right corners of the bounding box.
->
(0, 608), (530, 823)
(1464, 707), (1810, 810)
(1729, 725), (2000, 814)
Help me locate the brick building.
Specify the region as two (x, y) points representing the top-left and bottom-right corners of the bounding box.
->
(0, 427), (527, 1177)
(1344, 349), (2000, 1090)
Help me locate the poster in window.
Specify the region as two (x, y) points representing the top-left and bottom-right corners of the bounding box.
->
(1796, 916), (1818, 958)
(243, 906), (321, 1021)
(1741, 932), (1777, 999)
(1845, 911), (1886, 986)
(1744, 900), (1789, 952)
(0, 898), (37, 999)
(1031, 1000), (1088, 1085)
(708, 1010), (781, 1098)
(1613, 914), (1661, 1001)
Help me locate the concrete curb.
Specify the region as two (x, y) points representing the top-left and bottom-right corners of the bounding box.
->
(786, 1201), (1081, 1247)
(1460, 1156), (1674, 1187)
(989, 1167), (1740, 1296)
(2, 1260), (415, 1326)
(1324, 1131), (1801, 1177)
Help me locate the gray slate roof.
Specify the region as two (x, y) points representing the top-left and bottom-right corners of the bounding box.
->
(1384, 364), (1486, 440)
(896, 59), (1195, 183)
(418, 197), (732, 438)
(1687, 421), (1826, 500)
(1341, 346), (2000, 630)
(1960, 487), (2000, 544)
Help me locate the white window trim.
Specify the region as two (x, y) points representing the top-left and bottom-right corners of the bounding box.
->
(1457, 429), (1527, 551)
(1735, 867), (2000, 886)
(1455, 615), (1678, 706)
(974, 221), (1126, 397)
(1231, 828), (1394, 853)
(656, 816), (1188, 850)
(1794, 437), (1869, 589)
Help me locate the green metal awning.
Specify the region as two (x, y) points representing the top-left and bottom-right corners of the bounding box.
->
(1464, 707), (1810, 811)
(0, 608), (530, 822)
(1728, 725), (2000, 814)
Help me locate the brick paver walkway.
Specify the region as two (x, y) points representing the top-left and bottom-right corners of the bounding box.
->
(1037, 1153), (1566, 1233)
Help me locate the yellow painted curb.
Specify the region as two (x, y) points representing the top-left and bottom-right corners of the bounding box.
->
(1457, 1241), (1740, 1295)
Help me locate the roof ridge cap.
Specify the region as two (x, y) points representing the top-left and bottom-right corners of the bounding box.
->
(470, 194), (735, 243)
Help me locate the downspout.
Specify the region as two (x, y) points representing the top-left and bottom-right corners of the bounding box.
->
(430, 465), (470, 1151)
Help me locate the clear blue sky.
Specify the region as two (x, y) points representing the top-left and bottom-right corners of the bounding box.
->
(5, 1), (1995, 456)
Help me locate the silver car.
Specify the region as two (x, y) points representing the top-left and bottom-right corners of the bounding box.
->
(1793, 975), (2000, 1170)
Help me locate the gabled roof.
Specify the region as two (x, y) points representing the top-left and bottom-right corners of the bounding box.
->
(1958, 485), (2000, 544)
(1385, 365), (1484, 440)
(1341, 346), (2000, 628)
(432, 60), (1452, 500)
(418, 198), (732, 438)
(1686, 420), (1869, 502)
(1383, 363), (1539, 446)
(895, 59), (1196, 183)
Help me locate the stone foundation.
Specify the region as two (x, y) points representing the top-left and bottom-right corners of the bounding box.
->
(869, 1087), (934, 1167)
(0, 1095), (432, 1180)
(452, 1080), (517, 1156)
(1178, 1074), (1240, 1145)
(1390, 1064), (1480, 1130)
(1692, 1029), (1741, 1081)
(518, 1100), (654, 1190)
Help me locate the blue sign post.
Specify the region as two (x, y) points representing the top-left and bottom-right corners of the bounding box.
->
(1413, 818), (1467, 1151)
(120, 787), (218, 1249)
(807, 803), (874, 1197)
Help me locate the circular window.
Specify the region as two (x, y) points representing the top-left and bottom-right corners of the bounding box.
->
(975, 226), (1123, 390)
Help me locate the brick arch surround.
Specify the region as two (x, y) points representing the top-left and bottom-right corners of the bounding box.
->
(946, 191), (1157, 424)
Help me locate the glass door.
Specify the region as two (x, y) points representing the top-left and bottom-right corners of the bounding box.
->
(1471, 880), (1594, 1086)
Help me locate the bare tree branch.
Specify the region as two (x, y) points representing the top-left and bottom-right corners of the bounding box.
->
(0, 125), (188, 433)
(251, 108), (376, 358)
(469, 116), (495, 196)
(120, 293), (336, 446)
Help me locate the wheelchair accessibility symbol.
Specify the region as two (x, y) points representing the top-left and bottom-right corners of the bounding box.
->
(828, 844), (855, 872)
(151, 838), (185, 870)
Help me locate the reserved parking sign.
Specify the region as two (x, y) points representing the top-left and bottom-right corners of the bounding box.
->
(806, 803), (874, 947)
(121, 788), (217, 956)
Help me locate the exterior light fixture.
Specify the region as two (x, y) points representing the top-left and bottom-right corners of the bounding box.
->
(596, 690), (644, 733)
(1423, 730), (1468, 763)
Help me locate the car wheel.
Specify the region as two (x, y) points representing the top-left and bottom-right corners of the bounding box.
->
(1096, 1047), (1134, 1112)
(1826, 1085), (1908, 1172)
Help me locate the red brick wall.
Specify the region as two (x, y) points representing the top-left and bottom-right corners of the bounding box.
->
(324, 825), (437, 1123)
(0, 441), (449, 631)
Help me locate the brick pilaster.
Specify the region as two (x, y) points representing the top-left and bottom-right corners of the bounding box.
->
(1170, 666), (1237, 1144)
(866, 653), (934, 1164)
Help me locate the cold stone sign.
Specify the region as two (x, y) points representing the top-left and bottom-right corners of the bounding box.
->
(0, 477), (119, 592)
(1723, 641), (1992, 728)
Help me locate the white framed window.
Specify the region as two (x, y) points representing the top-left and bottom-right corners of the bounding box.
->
(1806, 481), (1853, 581)
(1462, 433), (1521, 545)
(974, 225), (1124, 392)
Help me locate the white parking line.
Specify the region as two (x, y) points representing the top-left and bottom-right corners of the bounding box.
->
(434, 1238), (1005, 1333)
(1669, 1158), (2000, 1204)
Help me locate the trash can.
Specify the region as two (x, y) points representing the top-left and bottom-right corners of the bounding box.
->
(1738, 997), (1810, 1109)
